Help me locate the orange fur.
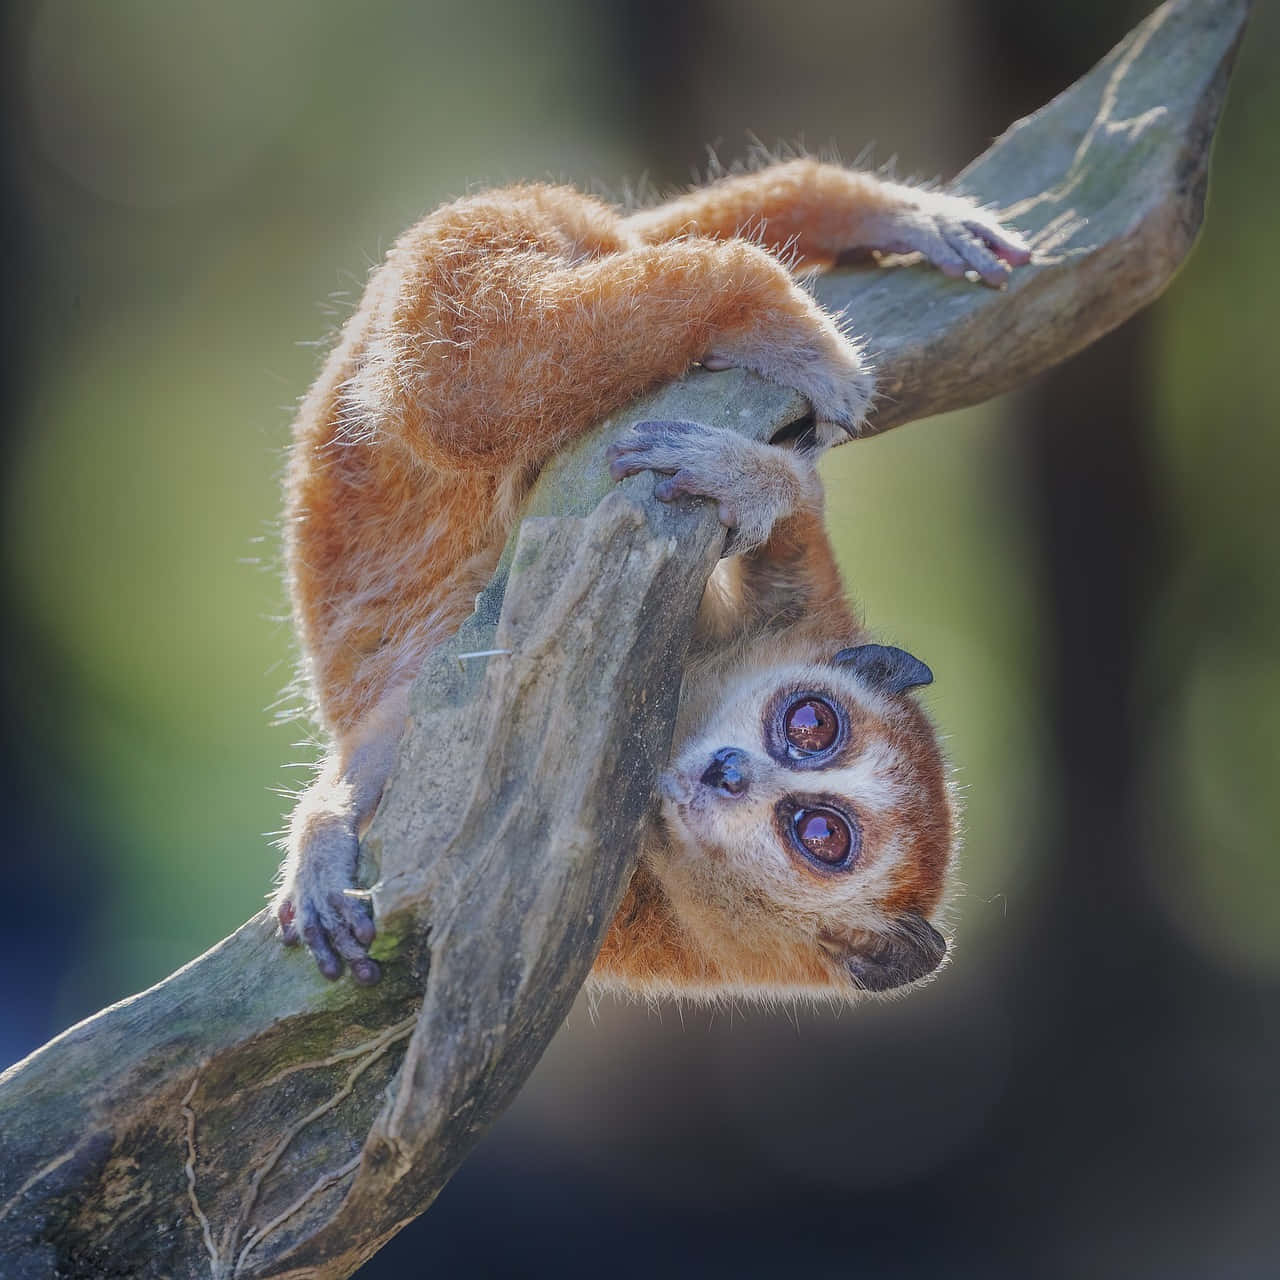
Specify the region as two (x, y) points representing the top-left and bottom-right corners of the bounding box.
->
(287, 181), (861, 732)
(278, 158), (1030, 995)
(629, 159), (931, 267)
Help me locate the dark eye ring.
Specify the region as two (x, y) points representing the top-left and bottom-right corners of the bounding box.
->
(783, 696), (840, 757)
(790, 806), (855, 868)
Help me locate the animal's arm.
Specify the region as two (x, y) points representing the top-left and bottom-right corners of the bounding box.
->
(625, 158), (1030, 284)
(698, 501), (858, 657)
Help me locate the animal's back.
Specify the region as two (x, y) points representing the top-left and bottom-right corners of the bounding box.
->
(285, 185), (634, 734)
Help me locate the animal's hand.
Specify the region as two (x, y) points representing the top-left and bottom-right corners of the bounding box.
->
(607, 418), (820, 553)
(853, 188), (1032, 287)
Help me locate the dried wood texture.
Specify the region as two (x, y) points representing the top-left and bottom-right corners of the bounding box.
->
(0, 1), (1247, 1275)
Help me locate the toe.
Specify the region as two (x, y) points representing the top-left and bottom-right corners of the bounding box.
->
(330, 888), (377, 949)
(277, 899), (300, 946)
(916, 232), (969, 278)
(653, 470), (699, 502)
(943, 226), (1010, 288)
(608, 422), (703, 482)
(609, 456), (644, 482)
(315, 890), (381, 985)
(352, 911), (377, 948)
(301, 920), (343, 981)
(966, 218), (1032, 266)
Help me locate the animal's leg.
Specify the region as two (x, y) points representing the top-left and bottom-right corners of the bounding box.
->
(626, 158), (1031, 285)
(370, 236), (874, 469)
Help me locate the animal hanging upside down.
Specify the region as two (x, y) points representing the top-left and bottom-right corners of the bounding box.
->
(274, 157), (1030, 999)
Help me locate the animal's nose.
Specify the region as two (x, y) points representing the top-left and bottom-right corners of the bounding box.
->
(700, 747), (750, 796)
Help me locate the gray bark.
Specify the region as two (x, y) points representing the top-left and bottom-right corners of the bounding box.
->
(0, 1), (1248, 1275)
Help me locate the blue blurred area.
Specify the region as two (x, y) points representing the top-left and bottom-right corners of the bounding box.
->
(1, 1), (1277, 1275)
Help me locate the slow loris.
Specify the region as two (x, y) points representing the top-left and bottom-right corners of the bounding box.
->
(274, 158), (1030, 998)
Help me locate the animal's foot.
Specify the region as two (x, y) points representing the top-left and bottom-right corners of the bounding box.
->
(859, 189), (1031, 287)
(607, 418), (818, 552)
(275, 829), (380, 985)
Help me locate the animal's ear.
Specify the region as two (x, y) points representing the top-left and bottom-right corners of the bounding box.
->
(821, 912), (948, 993)
(833, 643), (933, 694)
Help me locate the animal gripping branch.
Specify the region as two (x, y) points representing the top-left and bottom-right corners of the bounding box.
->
(0, 2), (1248, 1275)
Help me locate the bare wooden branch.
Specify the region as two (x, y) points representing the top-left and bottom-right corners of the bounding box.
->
(0, 2), (1247, 1275)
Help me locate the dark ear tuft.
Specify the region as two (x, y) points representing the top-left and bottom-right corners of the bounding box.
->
(829, 912), (948, 993)
(833, 643), (933, 694)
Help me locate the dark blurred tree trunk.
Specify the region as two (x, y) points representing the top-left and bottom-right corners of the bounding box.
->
(609, 0), (716, 185)
(969, 0), (1163, 918)
(951, 3), (1232, 1272)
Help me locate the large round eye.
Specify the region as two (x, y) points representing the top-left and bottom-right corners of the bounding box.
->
(784, 697), (839, 756)
(792, 807), (853, 866)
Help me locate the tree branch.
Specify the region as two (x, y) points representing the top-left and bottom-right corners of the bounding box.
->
(0, 1), (1248, 1275)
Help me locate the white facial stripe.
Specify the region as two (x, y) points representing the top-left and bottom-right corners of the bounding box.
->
(791, 739), (904, 817)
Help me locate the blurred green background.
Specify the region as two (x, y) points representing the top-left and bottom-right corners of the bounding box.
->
(1, 1), (1276, 1276)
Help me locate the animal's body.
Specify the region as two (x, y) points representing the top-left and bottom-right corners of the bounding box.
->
(275, 158), (1030, 997)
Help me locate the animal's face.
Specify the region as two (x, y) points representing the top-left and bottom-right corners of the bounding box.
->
(659, 646), (954, 995)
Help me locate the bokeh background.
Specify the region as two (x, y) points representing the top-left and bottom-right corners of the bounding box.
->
(2, 1), (1277, 1275)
